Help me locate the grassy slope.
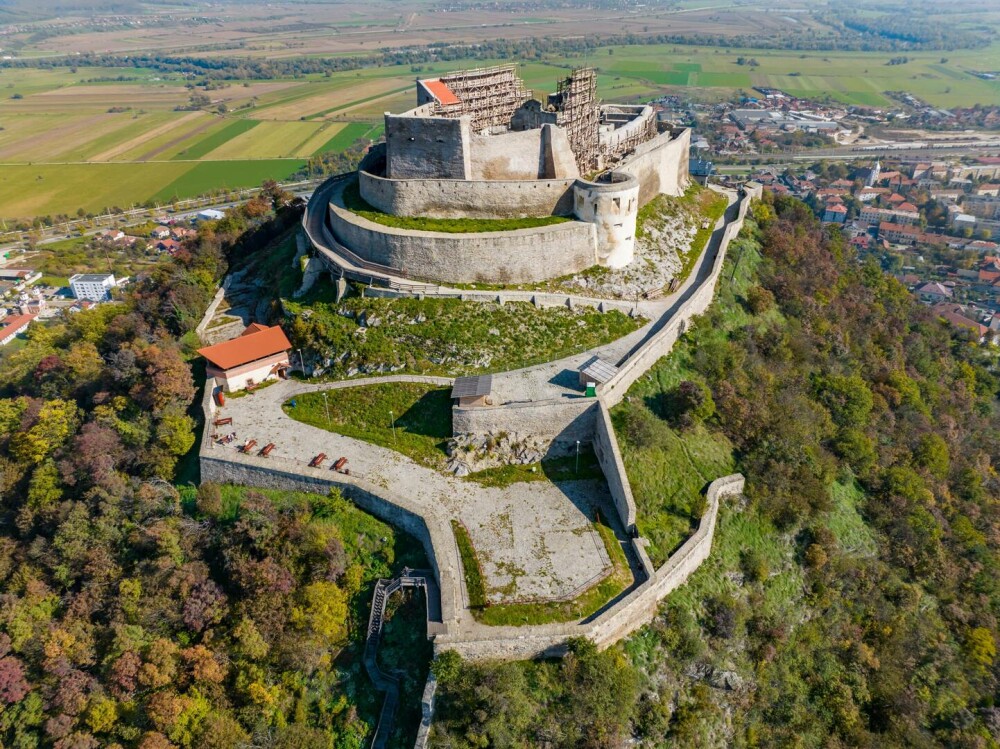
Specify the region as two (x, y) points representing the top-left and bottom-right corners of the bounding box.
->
(610, 224), (762, 566)
(283, 286), (642, 378)
(283, 383), (453, 469)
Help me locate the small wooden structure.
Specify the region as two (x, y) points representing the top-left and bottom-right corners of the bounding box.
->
(309, 453), (327, 468)
(260, 443), (275, 457)
(451, 374), (493, 408)
(577, 355), (618, 389)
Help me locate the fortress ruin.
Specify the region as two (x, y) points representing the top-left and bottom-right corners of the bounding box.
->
(323, 65), (692, 284)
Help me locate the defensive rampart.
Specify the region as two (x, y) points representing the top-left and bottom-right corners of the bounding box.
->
(452, 398), (598, 450)
(328, 196), (599, 285)
(432, 473), (745, 660)
(359, 169), (577, 219)
(600, 182), (761, 407)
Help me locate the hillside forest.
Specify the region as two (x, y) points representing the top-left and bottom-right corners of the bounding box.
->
(429, 194), (1000, 748)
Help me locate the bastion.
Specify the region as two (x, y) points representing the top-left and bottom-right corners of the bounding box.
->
(323, 65), (691, 285)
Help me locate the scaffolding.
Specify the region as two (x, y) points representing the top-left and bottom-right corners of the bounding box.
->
(550, 68), (600, 174)
(430, 65), (530, 134)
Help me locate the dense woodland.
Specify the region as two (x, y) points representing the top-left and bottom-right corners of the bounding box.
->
(0, 184), (430, 747)
(430, 195), (1000, 747)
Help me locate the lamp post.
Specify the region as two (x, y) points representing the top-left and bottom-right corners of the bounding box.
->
(323, 392), (330, 425)
(575, 440), (581, 474)
(297, 348), (305, 376)
(389, 410), (397, 445)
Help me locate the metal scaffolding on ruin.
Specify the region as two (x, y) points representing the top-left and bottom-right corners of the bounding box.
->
(552, 68), (600, 174)
(435, 65), (529, 133)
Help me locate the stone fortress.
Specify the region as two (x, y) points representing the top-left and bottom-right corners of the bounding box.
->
(325, 65), (692, 284)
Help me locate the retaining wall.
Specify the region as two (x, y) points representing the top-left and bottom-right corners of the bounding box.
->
(328, 199), (599, 285)
(452, 398), (598, 449)
(359, 170), (576, 219)
(600, 185), (757, 407)
(618, 127), (691, 205)
(592, 400), (637, 533)
(432, 473), (745, 660)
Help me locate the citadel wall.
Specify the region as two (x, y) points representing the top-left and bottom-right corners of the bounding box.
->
(452, 398), (598, 450)
(384, 111), (471, 180)
(618, 126), (692, 204)
(328, 199), (599, 284)
(359, 170), (577, 219)
(572, 172), (640, 269)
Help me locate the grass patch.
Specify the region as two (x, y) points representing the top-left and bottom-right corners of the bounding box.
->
(469, 514), (633, 626)
(282, 383), (452, 469)
(341, 179), (571, 234)
(637, 185), (729, 286)
(37, 274), (69, 287)
(465, 446), (604, 488)
(312, 122), (373, 154)
(452, 520), (488, 609)
(227, 378), (279, 398)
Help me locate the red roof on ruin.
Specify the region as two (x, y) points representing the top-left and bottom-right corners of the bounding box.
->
(198, 325), (291, 370)
(424, 80), (461, 106)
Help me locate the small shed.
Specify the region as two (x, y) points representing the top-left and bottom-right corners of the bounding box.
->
(451, 374), (493, 408)
(577, 355), (618, 389)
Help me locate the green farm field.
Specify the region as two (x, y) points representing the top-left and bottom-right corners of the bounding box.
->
(3, 41), (1000, 219)
(0, 159), (305, 216)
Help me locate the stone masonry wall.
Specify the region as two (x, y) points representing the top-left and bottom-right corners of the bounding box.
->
(592, 399), (637, 533)
(600, 186), (757, 407)
(359, 170), (576, 219)
(432, 474), (745, 660)
(618, 127), (691, 206)
(452, 398), (598, 449)
(328, 200), (599, 285)
(385, 113), (471, 180)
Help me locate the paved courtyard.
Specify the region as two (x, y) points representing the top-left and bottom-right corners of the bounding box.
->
(212, 379), (614, 604)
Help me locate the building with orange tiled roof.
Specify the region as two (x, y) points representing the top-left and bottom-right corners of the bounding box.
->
(197, 324), (292, 392)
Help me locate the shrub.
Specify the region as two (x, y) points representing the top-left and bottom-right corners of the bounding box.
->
(746, 285), (775, 314)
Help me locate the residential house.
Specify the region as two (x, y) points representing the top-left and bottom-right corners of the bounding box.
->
(0, 313), (35, 346)
(198, 324), (292, 393)
(916, 281), (953, 302)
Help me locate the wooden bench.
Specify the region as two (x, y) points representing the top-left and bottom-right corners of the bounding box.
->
(333, 456), (349, 473)
(309, 453), (327, 468)
(260, 443), (275, 457)
(213, 417), (232, 427)
(241, 439), (257, 454)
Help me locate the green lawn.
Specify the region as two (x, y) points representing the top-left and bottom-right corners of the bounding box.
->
(282, 383), (453, 469)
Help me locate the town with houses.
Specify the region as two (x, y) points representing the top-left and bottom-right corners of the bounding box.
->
(743, 155), (1000, 344)
(0, 208), (223, 347)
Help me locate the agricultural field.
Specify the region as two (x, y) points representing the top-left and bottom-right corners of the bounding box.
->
(2, 1), (1000, 219)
